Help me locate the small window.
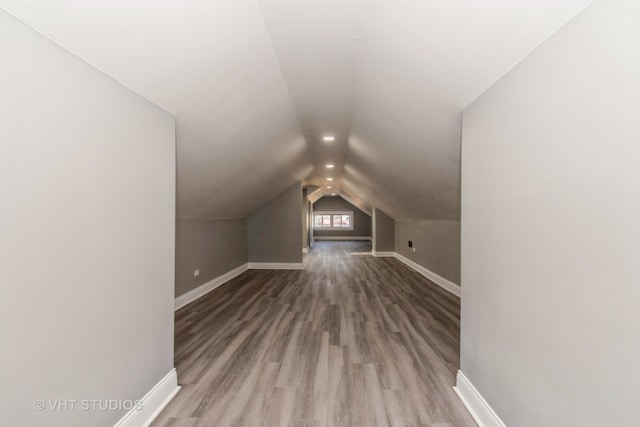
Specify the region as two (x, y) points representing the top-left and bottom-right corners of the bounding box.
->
(313, 211), (353, 230)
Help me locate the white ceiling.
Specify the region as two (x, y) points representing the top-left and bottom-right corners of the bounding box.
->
(1, 0), (594, 220)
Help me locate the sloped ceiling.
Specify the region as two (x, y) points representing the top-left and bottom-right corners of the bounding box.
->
(1, 0), (593, 220)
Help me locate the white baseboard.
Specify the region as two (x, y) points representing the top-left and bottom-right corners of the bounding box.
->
(175, 261), (305, 311)
(372, 251), (395, 257)
(313, 236), (372, 241)
(114, 369), (180, 427)
(174, 263), (249, 311)
(454, 371), (506, 427)
(248, 262), (304, 270)
(393, 253), (461, 297)
(302, 247), (310, 254)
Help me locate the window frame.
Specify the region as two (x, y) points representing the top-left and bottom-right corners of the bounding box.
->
(313, 211), (354, 231)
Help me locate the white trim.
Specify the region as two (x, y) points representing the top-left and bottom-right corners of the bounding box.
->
(302, 247), (310, 254)
(393, 253), (461, 297)
(174, 261), (304, 311)
(454, 371), (506, 427)
(372, 251), (395, 257)
(114, 369), (181, 427)
(314, 236), (372, 241)
(174, 263), (249, 311)
(248, 262), (304, 270)
(313, 211), (354, 231)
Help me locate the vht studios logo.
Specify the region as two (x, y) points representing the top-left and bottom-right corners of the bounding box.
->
(34, 399), (143, 412)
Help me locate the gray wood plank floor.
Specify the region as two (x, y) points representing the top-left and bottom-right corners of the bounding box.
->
(152, 241), (476, 427)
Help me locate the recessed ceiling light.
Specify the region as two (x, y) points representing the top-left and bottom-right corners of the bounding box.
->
(326, 177), (333, 181)
(326, 164), (334, 168)
(323, 136), (335, 141)
(326, 186), (332, 189)
(331, 193), (336, 196)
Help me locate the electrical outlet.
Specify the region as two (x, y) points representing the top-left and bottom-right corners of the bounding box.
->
(194, 269), (200, 277)
(412, 247), (416, 252)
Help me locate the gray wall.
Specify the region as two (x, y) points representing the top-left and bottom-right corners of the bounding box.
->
(395, 220), (460, 284)
(0, 11), (175, 427)
(461, 1), (640, 425)
(373, 208), (395, 252)
(313, 196), (372, 238)
(248, 183), (303, 263)
(175, 218), (248, 297)
(302, 188), (310, 249)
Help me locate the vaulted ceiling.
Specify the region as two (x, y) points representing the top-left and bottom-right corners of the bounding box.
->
(1, 0), (593, 220)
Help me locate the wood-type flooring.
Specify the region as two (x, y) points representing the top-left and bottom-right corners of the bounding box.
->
(152, 241), (475, 427)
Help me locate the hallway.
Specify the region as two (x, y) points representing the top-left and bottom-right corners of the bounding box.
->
(153, 242), (475, 426)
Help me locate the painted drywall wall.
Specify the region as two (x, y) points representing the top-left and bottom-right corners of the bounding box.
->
(373, 208), (395, 252)
(175, 218), (248, 297)
(461, 1), (640, 425)
(313, 196), (372, 238)
(302, 188), (310, 250)
(309, 199), (315, 247)
(395, 220), (460, 284)
(0, 10), (175, 427)
(247, 183), (303, 263)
